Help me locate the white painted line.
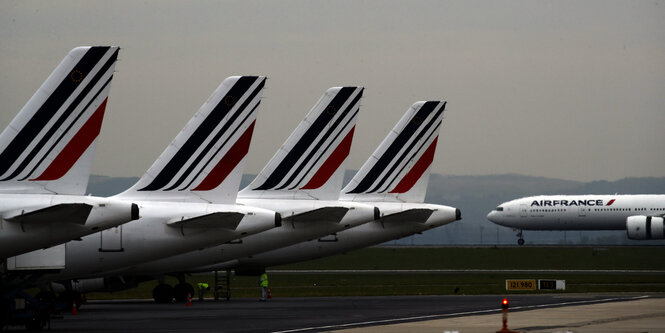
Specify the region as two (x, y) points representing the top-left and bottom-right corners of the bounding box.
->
(270, 269), (665, 274)
(271, 295), (650, 333)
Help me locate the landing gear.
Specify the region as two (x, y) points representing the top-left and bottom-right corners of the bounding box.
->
(516, 229), (525, 245)
(173, 283), (195, 303)
(152, 284), (174, 303)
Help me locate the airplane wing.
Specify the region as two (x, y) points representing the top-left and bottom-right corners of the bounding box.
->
(283, 207), (349, 224)
(4, 203), (93, 225)
(380, 208), (434, 224)
(167, 212), (245, 229)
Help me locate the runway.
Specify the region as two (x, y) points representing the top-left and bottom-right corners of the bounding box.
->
(14, 294), (661, 332)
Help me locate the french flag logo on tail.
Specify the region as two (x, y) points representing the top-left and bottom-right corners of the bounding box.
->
(0, 46), (120, 195)
(341, 101), (446, 203)
(240, 86), (364, 200)
(116, 76), (266, 204)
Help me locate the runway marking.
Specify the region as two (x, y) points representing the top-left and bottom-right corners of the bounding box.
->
(270, 269), (665, 274)
(519, 310), (665, 331)
(272, 295), (650, 333)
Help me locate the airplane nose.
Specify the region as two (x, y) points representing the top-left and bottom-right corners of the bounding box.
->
(486, 211), (497, 222)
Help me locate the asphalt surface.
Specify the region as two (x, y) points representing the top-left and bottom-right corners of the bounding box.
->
(10, 294), (657, 332)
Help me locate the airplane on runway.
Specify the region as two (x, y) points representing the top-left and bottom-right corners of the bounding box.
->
(184, 100), (461, 273)
(487, 194), (665, 244)
(54, 86), (380, 301)
(0, 46), (139, 259)
(23, 76), (280, 303)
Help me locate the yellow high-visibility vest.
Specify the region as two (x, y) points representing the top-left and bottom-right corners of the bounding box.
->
(260, 273), (269, 287)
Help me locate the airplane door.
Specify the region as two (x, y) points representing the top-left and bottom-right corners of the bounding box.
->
(578, 206), (586, 217)
(520, 204), (527, 217)
(99, 226), (124, 252)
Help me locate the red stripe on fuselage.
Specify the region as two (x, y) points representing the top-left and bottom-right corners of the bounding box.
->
(31, 98), (107, 181)
(389, 136), (438, 194)
(192, 121), (255, 191)
(300, 126), (355, 190)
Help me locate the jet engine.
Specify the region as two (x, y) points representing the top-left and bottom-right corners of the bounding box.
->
(626, 216), (665, 240)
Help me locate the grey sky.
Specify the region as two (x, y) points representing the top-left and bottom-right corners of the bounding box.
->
(1, 0), (664, 182)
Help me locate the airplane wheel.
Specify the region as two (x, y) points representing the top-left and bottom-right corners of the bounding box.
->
(173, 283), (195, 303)
(518, 238), (525, 246)
(152, 284), (174, 303)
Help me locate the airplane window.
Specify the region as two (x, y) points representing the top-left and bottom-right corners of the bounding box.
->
(496, 207), (504, 211)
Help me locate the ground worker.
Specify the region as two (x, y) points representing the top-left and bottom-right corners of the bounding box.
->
(259, 272), (269, 301)
(197, 282), (209, 301)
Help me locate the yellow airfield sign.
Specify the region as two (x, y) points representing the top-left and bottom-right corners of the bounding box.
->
(505, 279), (536, 290)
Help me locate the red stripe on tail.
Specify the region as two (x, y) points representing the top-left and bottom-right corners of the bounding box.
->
(389, 136), (438, 194)
(192, 121), (256, 191)
(31, 98), (107, 181)
(300, 127), (355, 190)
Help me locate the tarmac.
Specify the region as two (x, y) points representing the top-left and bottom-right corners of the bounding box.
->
(8, 294), (663, 332)
(332, 296), (665, 333)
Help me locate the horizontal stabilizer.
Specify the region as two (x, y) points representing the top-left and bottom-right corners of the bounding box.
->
(381, 208), (434, 224)
(4, 203), (93, 225)
(283, 207), (349, 224)
(167, 212), (245, 229)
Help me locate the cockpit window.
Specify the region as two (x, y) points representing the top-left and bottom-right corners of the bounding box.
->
(496, 207), (504, 212)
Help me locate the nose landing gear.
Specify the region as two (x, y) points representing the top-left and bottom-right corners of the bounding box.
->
(515, 229), (525, 245)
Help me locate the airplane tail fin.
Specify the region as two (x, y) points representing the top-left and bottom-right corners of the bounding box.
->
(0, 46), (120, 195)
(116, 76), (266, 203)
(341, 101), (446, 203)
(239, 87), (364, 200)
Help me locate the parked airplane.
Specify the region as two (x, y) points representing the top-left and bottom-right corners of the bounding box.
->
(187, 101), (461, 273)
(101, 87), (378, 279)
(0, 46), (139, 259)
(53, 87), (379, 301)
(22, 76), (279, 303)
(487, 194), (665, 244)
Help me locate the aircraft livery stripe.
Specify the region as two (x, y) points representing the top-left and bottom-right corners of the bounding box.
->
(179, 99), (262, 191)
(165, 77), (264, 191)
(374, 116), (442, 193)
(388, 136), (438, 193)
(138, 76), (258, 191)
(345, 101), (440, 194)
(0, 47), (110, 178)
(289, 106), (359, 190)
(192, 120), (256, 191)
(30, 98), (108, 181)
(369, 105), (443, 192)
(278, 89), (361, 190)
(300, 126), (355, 190)
(381, 121), (440, 193)
(19, 53), (118, 181)
(253, 87), (357, 190)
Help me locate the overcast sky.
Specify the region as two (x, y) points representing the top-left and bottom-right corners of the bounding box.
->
(1, 1), (664, 182)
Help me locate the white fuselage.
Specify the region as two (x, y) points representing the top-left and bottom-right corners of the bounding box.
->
(113, 199), (378, 275)
(0, 194), (137, 259)
(37, 200), (276, 281)
(191, 202), (460, 272)
(487, 195), (665, 230)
